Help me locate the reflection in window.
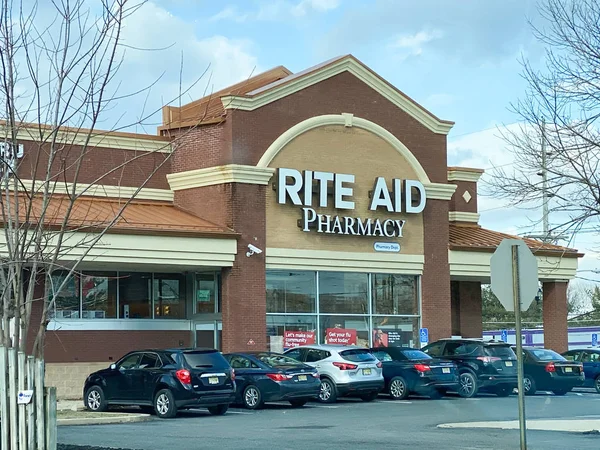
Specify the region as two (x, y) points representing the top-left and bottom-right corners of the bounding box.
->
(371, 316), (419, 348)
(195, 273), (217, 314)
(318, 272), (368, 314)
(153, 274), (186, 319)
(267, 315), (317, 352)
(81, 272), (117, 319)
(372, 274), (418, 315)
(119, 273), (152, 319)
(266, 271), (316, 313)
(319, 315), (369, 347)
(51, 272), (80, 319)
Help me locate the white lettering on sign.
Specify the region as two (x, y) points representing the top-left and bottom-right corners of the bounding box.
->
(17, 390), (34, 405)
(302, 208), (406, 237)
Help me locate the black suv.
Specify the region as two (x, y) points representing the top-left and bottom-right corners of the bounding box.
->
(83, 348), (236, 418)
(422, 338), (517, 398)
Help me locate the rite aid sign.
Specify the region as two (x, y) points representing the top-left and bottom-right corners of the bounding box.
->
(276, 168), (426, 239)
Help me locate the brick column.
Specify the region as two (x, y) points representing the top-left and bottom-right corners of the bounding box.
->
(458, 281), (482, 338)
(421, 199), (451, 341)
(543, 281), (568, 353)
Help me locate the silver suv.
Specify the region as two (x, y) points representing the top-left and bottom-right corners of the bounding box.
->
(284, 345), (384, 403)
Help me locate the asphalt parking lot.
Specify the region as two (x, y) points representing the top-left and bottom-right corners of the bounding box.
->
(59, 389), (600, 450)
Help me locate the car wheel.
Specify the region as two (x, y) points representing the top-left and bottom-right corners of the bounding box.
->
(243, 385), (264, 410)
(84, 386), (108, 412)
(154, 389), (177, 419)
(360, 391), (379, 402)
(207, 404), (229, 416)
(289, 399), (308, 408)
(318, 378), (338, 403)
(458, 372), (478, 398)
(494, 386), (512, 397)
(523, 375), (536, 396)
(388, 376), (409, 400)
(595, 376), (600, 394)
(552, 389), (568, 396)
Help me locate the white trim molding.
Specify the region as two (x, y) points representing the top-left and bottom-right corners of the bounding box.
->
(266, 248), (425, 274)
(424, 183), (457, 201)
(449, 211), (480, 223)
(447, 168), (484, 183)
(449, 250), (578, 282)
(257, 114), (432, 184)
(221, 57), (454, 135)
(167, 164), (275, 191)
(14, 180), (174, 201)
(0, 232), (237, 267)
(2, 124), (172, 153)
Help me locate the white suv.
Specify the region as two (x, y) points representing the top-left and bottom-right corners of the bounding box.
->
(284, 345), (384, 403)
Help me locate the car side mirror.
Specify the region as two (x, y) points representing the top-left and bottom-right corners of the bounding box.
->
(110, 363), (117, 370)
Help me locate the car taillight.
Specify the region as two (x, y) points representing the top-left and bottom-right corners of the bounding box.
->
(545, 362), (556, 373)
(332, 362), (358, 370)
(312, 372), (320, 378)
(231, 368), (236, 381)
(477, 356), (501, 364)
(414, 364), (431, 373)
(175, 369), (191, 385)
(266, 373), (291, 382)
(376, 361), (383, 369)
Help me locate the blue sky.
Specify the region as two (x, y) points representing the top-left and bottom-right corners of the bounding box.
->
(110, 0), (599, 288)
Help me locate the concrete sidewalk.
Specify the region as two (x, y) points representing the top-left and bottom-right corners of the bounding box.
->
(439, 419), (600, 433)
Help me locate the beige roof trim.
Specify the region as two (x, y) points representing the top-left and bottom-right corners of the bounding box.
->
(2, 124), (172, 153)
(424, 183), (457, 201)
(448, 167), (484, 183)
(167, 164), (275, 191)
(266, 248), (424, 274)
(221, 57), (454, 135)
(449, 211), (480, 223)
(14, 180), (174, 201)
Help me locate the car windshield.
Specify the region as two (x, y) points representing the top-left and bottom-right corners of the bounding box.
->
(340, 349), (376, 362)
(400, 350), (431, 360)
(256, 353), (304, 367)
(530, 349), (566, 361)
(485, 345), (516, 359)
(182, 350), (230, 369)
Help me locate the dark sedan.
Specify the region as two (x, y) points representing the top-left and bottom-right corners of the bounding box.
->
(83, 348), (236, 418)
(513, 346), (584, 395)
(370, 347), (459, 399)
(562, 348), (600, 393)
(223, 352), (320, 409)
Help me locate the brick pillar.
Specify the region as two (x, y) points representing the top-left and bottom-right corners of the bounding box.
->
(543, 281), (568, 353)
(421, 199), (451, 341)
(458, 281), (482, 338)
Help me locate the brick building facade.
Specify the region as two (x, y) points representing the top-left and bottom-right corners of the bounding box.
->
(6, 56), (581, 399)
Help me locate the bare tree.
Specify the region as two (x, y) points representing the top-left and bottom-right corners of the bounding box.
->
(0, 0), (207, 358)
(488, 0), (600, 242)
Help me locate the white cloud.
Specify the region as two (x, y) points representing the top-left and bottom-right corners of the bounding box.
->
(292, 0), (341, 16)
(209, 6), (248, 23)
(212, 0), (340, 22)
(389, 29), (443, 59)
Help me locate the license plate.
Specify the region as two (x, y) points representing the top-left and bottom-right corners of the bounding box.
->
(362, 368), (371, 376)
(565, 367), (572, 373)
(298, 375), (307, 381)
(442, 367), (451, 374)
(208, 377), (219, 384)
(505, 361), (513, 367)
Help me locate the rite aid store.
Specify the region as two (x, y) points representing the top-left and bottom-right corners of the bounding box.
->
(18, 55), (581, 398)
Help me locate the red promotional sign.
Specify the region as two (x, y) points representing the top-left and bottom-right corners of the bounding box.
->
(326, 328), (357, 345)
(284, 331), (316, 348)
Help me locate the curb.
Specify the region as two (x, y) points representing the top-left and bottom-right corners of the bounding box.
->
(58, 414), (152, 426)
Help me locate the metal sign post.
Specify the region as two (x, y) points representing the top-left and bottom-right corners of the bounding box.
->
(512, 245), (527, 450)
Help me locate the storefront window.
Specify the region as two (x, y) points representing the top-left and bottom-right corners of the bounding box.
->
(318, 272), (368, 314)
(119, 272), (152, 319)
(267, 315), (317, 352)
(195, 272), (218, 314)
(371, 317), (419, 348)
(266, 270), (316, 313)
(319, 315), (370, 347)
(153, 273), (186, 319)
(51, 272), (80, 319)
(81, 272), (117, 319)
(372, 274), (418, 315)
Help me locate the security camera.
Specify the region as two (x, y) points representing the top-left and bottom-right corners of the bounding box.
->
(246, 244), (263, 257)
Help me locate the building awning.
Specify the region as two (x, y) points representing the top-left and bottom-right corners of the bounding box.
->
(449, 224), (581, 258)
(3, 194), (237, 239)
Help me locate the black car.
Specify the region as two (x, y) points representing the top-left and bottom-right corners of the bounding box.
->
(422, 338), (517, 398)
(514, 346), (584, 396)
(370, 347), (459, 400)
(223, 352), (320, 409)
(83, 348), (236, 418)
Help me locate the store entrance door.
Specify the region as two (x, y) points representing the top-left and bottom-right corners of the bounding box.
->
(192, 320), (222, 350)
